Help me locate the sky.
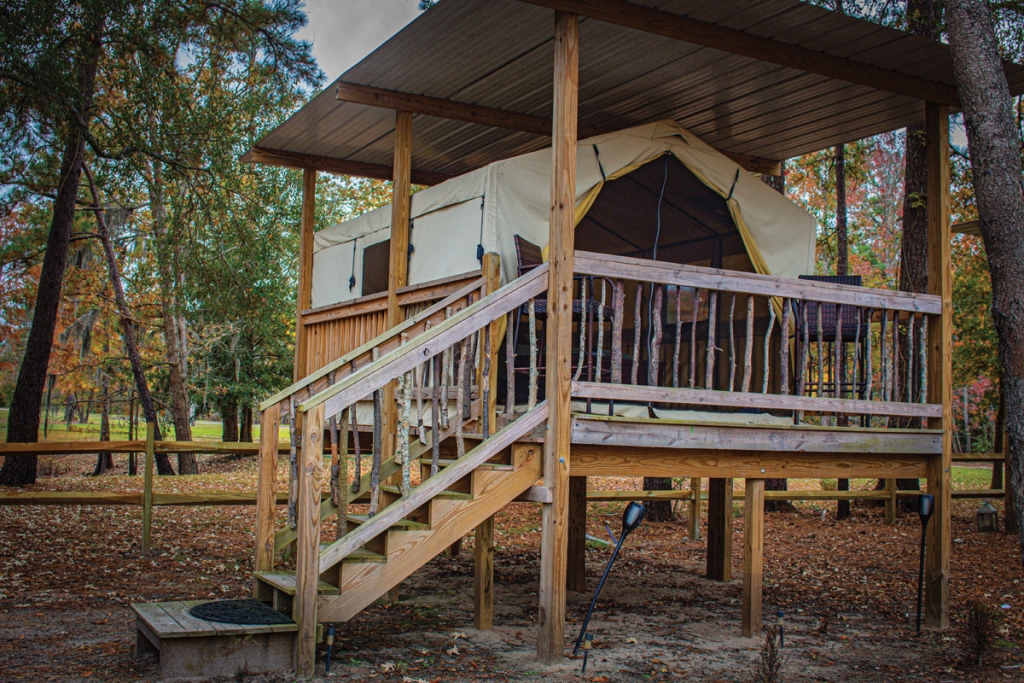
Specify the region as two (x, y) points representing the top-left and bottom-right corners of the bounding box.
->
(296, 0), (423, 83)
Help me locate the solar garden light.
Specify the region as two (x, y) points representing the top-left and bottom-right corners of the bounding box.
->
(581, 633), (594, 673)
(325, 625), (336, 673)
(777, 610), (785, 647)
(916, 494), (935, 636)
(977, 501), (999, 533)
(573, 501), (646, 659)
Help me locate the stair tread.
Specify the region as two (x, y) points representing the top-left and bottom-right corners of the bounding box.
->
(343, 548), (387, 563)
(381, 485), (473, 500)
(254, 571), (340, 596)
(346, 514), (429, 530)
(414, 458), (514, 471)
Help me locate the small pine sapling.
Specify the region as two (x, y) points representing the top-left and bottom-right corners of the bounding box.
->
(963, 601), (999, 667)
(752, 626), (787, 683)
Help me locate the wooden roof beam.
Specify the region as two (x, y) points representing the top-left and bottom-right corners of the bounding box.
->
(336, 82), (782, 175)
(517, 0), (960, 107)
(240, 146), (452, 186)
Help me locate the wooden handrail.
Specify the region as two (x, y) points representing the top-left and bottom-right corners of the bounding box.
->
(299, 264), (549, 418)
(318, 401), (548, 574)
(572, 381), (942, 418)
(260, 275), (487, 412)
(574, 251), (942, 314)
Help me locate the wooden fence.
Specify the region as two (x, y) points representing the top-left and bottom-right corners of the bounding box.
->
(0, 432), (1006, 551)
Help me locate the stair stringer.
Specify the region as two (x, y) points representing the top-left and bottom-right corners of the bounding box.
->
(316, 442), (541, 623)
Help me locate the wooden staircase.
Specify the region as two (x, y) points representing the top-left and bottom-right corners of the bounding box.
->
(252, 423), (542, 624)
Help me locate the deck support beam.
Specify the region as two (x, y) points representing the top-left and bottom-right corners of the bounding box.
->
(293, 169), (316, 381)
(474, 515), (495, 629)
(537, 11), (578, 664)
(924, 102), (951, 630)
(742, 478), (764, 637)
(567, 476), (587, 591)
(294, 403), (324, 678)
(706, 478), (733, 581)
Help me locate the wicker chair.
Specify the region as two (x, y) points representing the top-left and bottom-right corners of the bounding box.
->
(795, 274), (869, 398)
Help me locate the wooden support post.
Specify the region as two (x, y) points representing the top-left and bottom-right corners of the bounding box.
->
(294, 403), (325, 678)
(567, 476), (587, 592)
(884, 477), (897, 525)
(474, 515), (495, 630)
(537, 10), (578, 665)
(254, 405), (281, 597)
(688, 477), (702, 541)
(706, 478), (733, 581)
(142, 421), (155, 553)
(742, 478), (764, 637)
(481, 253), (502, 432)
(924, 102), (951, 630)
(449, 538), (462, 557)
(293, 168), (316, 382)
(383, 110), (414, 474)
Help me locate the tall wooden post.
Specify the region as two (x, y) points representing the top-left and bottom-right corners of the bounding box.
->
(742, 478), (764, 637)
(294, 403), (325, 677)
(537, 10), (578, 664)
(567, 476), (587, 591)
(383, 111), (414, 470)
(254, 404), (281, 599)
(924, 102), (951, 630)
(293, 169), (316, 382)
(474, 514), (495, 630)
(706, 478), (733, 581)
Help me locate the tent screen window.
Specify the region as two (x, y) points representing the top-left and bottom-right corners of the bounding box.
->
(362, 239), (390, 296)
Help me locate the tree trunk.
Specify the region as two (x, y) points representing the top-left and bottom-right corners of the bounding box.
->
(92, 375), (113, 476)
(128, 390), (137, 476)
(221, 399), (239, 442)
(643, 477), (674, 522)
(765, 478), (795, 512)
(240, 404), (254, 444)
(947, 0), (1024, 567)
(149, 161), (197, 474)
(0, 25), (103, 484)
(84, 167), (174, 475)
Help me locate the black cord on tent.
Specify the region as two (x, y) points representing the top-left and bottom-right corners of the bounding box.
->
(646, 154), (670, 381)
(593, 144), (606, 182)
(349, 241), (357, 291)
(727, 168), (740, 200)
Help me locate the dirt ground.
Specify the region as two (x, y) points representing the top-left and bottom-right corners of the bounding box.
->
(0, 455), (1022, 682)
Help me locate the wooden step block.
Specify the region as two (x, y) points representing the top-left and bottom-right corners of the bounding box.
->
(381, 485), (472, 501)
(347, 514), (430, 530)
(343, 548), (387, 563)
(133, 600), (296, 679)
(255, 571), (340, 596)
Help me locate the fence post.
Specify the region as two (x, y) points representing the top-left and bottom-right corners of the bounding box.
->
(884, 478), (896, 525)
(143, 421), (155, 553)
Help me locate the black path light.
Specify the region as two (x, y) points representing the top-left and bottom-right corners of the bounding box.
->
(916, 494), (935, 636)
(573, 501), (646, 660)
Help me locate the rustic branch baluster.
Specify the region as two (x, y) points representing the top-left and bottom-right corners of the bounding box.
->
(651, 284), (663, 387)
(483, 324), (491, 439)
(864, 308), (874, 402)
(741, 294), (754, 393)
(398, 371), (412, 497)
(705, 291), (717, 389)
(799, 303), (809, 398)
(906, 314), (914, 406)
(919, 316), (928, 427)
(852, 309), (861, 400)
(431, 354), (442, 477)
(816, 303), (824, 399)
(631, 284), (643, 385)
(779, 299), (791, 395)
(690, 289), (701, 388)
(455, 341), (467, 459)
(287, 398), (297, 530)
(595, 279), (606, 384)
(728, 294), (737, 391)
(881, 310), (890, 403)
(574, 278), (587, 383)
(350, 404), (361, 493)
(834, 305), (843, 400)
(891, 312), (900, 404)
(506, 310), (515, 423)
(441, 307), (452, 429)
(762, 300), (776, 393)
(337, 407), (349, 536)
(611, 280), (624, 384)
(672, 287), (683, 387)
(369, 388), (382, 517)
(528, 299), (538, 411)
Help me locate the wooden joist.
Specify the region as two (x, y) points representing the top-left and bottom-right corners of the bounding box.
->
(516, 0), (960, 106)
(334, 82), (782, 176)
(241, 146), (452, 187)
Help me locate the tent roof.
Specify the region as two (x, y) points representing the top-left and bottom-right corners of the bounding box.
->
(250, 0), (1024, 181)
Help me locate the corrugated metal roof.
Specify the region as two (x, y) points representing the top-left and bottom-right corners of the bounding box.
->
(254, 0), (1024, 176)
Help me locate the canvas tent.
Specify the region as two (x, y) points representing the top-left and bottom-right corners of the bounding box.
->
(311, 120), (816, 309)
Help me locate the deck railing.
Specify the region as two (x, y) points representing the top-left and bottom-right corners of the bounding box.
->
(566, 251), (943, 425)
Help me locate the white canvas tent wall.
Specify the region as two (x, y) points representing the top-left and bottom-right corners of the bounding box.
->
(311, 121), (816, 309)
